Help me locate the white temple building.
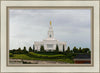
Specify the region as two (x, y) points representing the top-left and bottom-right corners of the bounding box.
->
(34, 21), (67, 52)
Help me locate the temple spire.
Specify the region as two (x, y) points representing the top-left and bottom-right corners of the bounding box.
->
(48, 21), (54, 38)
(50, 21), (52, 26)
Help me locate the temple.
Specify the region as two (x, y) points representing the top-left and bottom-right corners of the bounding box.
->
(34, 21), (67, 52)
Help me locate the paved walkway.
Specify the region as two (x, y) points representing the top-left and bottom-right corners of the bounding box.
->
(9, 59), (68, 64)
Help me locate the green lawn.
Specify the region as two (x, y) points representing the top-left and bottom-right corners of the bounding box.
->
(10, 52), (74, 63)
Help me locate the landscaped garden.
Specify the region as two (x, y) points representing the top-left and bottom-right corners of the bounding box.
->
(9, 46), (91, 64)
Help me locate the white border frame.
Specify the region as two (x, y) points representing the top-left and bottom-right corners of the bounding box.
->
(1, 1), (100, 73)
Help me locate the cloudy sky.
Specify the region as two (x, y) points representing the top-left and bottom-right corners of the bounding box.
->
(9, 9), (91, 50)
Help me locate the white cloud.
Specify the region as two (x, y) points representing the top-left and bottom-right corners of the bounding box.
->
(9, 9), (91, 50)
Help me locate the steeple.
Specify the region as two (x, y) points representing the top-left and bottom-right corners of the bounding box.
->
(48, 21), (54, 39)
(50, 21), (52, 26)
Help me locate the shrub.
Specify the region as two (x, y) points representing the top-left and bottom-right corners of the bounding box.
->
(29, 47), (33, 52)
(40, 45), (45, 52)
(9, 53), (13, 57)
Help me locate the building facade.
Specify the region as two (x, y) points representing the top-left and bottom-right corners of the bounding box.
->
(34, 21), (67, 52)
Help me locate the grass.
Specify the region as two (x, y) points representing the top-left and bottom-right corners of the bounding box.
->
(10, 54), (32, 60)
(28, 52), (65, 59)
(10, 52), (74, 63)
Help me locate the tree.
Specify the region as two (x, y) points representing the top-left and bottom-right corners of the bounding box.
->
(73, 46), (78, 53)
(9, 49), (15, 54)
(17, 47), (22, 54)
(22, 46), (28, 54)
(56, 44), (59, 53)
(79, 47), (82, 53)
(88, 50), (91, 54)
(18, 47), (21, 50)
(33, 44), (35, 52)
(66, 46), (70, 53)
(70, 50), (73, 53)
(13, 49), (18, 54)
(63, 45), (65, 52)
(40, 45), (45, 52)
(12, 49), (16, 54)
(23, 46), (26, 51)
(82, 48), (90, 54)
(29, 47), (33, 52)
